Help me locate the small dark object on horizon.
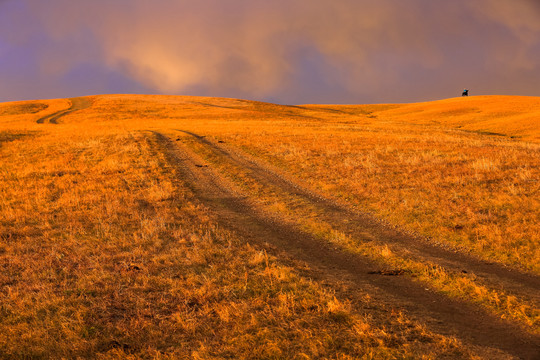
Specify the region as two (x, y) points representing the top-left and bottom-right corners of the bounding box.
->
(462, 89), (469, 96)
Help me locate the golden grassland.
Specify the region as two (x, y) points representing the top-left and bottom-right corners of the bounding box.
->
(0, 126), (471, 359)
(227, 122), (540, 272)
(0, 94), (539, 358)
(182, 135), (538, 331)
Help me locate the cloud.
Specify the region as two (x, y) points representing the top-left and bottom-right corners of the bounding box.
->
(2, 0), (540, 103)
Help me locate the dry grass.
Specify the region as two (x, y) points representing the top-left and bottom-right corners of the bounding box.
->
(180, 133), (539, 332)
(210, 106), (540, 274)
(0, 98), (70, 127)
(1, 93), (538, 358)
(0, 126), (471, 358)
(380, 96), (540, 141)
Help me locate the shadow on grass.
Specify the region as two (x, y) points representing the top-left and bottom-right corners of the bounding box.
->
(0, 131), (39, 148)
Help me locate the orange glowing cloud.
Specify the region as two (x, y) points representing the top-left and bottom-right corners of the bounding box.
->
(2, 0), (540, 103)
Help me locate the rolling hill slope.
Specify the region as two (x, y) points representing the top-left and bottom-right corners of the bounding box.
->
(303, 95), (540, 141)
(0, 94), (538, 359)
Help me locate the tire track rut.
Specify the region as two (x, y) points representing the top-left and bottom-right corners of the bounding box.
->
(153, 131), (539, 359)
(36, 97), (93, 124)
(177, 130), (540, 302)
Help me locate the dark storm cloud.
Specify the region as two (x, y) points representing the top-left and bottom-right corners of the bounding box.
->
(0, 0), (539, 103)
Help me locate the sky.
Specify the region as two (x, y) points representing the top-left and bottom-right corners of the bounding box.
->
(1, 0), (539, 104)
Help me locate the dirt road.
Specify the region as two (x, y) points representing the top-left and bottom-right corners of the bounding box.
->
(153, 131), (540, 359)
(36, 97), (93, 124)
(177, 130), (540, 298)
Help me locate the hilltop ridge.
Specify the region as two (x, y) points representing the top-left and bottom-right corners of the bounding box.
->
(1, 94), (538, 141)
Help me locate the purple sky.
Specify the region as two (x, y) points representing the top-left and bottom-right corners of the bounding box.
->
(1, 0), (539, 104)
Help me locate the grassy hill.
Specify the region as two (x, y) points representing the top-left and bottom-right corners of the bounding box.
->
(0, 95), (538, 359)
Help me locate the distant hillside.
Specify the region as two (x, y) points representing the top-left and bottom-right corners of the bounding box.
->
(305, 96), (540, 142)
(1, 94), (539, 142)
